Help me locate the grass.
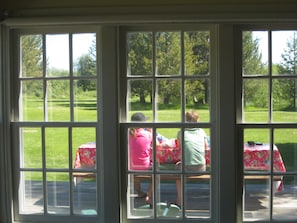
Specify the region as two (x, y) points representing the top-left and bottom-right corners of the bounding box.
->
(21, 99), (297, 180)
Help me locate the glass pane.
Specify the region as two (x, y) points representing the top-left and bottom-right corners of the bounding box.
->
(45, 128), (68, 169)
(156, 174), (181, 219)
(156, 79), (181, 122)
(156, 31), (181, 76)
(128, 126), (153, 171)
(243, 129), (271, 172)
(184, 31), (210, 76)
(46, 34), (69, 74)
(46, 80), (70, 121)
(20, 127), (42, 168)
(127, 32), (153, 76)
(243, 177), (270, 221)
(242, 31), (268, 76)
(272, 79), (297, 122)
(20, 35), (43, 78)
(127, 174), (153, 219)
(19, 171), (43, 214)
(274, 129), (297, 172)
(179, 126), (209, 173)
(185, 175), (210, 218)
(243, 79), (269, 123)
(185, 79), (210, 122)
(20, 80), (44, 121)
(72, 172), (97, 215)
(74, 79), (97, 122)
(46, 172), (70, 215)
(272, 31), (297, 75)
(73, 33), (96, 77)
(127, 80), (153, 120)
(273, 175), (297, 221)
(155, 128), (181, 171)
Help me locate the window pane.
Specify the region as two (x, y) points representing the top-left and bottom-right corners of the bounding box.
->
(274, 129), (297, 172)
(156, 31), (181, 76)
(20, 35), (43, 78)
(243, 129), (271, 172)
(20, 80), (44, 121)
(273, 175), (297, 221)
(46, 34), (69, 75)
(243, 79), (269, 123)
(127, 80), (153, 120)
(46, 80), (70, 121)
(19, 171), (44, 214)
(127, 32), (153, 76)
(242, 31), (268, 76)
(156, 79), (181, 122)
(74, 79), (97, 122)
(272, 31), (297, 75)
(73, 33), (96, 77)
(184, 31), (210, 76)
(272, 79), (297, 122)
(46, 172), (70, 215)
(243, 178), (270, 221)
(21, 127), (42, 168)
(45, 128), (69, 169)
(185, 79), (210, 122)
(155, 128), (180, 172)
(185, 176), (210, 218)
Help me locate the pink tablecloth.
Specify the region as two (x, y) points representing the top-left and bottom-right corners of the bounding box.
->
(74, 141), (286, 190)
(74, 141), (286, 171)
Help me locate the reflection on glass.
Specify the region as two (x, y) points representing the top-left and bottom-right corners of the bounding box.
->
(156, 79), (181, 122)
(73, 33), (96, 76)
(272, 31), (297, 75)
(21, 127), (42, 168)
(155, 128), (180, 172)
(184, 31), (210, 76)
(73, 79), (97, 122)
(127, 80), (152, 120)
(127, 32), (153, 76)
(20, 35), (43, 78)
(243, 79), (269, 122)
(272, 79), (297, 122)
(156, 32), (181, 75)
(243, 178), (270, 221)
(46, 80), (70, 121)
(274, 129), (297, 172)
(127, 174), (153, 219)
(242, 31), (268, 76)
(45, 128), (68, 169)
(19, 171), (43, 214)
(46, 172), (70, 215)
(185, 176), (210, 218)
(20, 80), (44, 121)
(185, 79), (210, 122)
(273, 176), (297, 221)
(46, 34), (69, 74)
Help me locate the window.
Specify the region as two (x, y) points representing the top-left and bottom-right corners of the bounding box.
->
(119, 25), (217, 221)
(12, 29), (101, 222)
(240, 28), (297, 222)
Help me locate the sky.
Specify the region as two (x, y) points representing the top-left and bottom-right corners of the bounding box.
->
(46, 33), (95, 70)
(45, 31), (294, 70)
(253, 31), (294, 64)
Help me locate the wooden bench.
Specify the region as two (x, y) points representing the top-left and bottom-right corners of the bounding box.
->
(134, 174), (283, 181)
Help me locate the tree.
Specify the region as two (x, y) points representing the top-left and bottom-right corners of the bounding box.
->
(276, 32), (297, 109)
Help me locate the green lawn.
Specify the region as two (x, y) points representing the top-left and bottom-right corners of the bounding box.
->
(21, 100), (297, 180)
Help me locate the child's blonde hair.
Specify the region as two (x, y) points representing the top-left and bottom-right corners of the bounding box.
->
(185, 109), (199, 122)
